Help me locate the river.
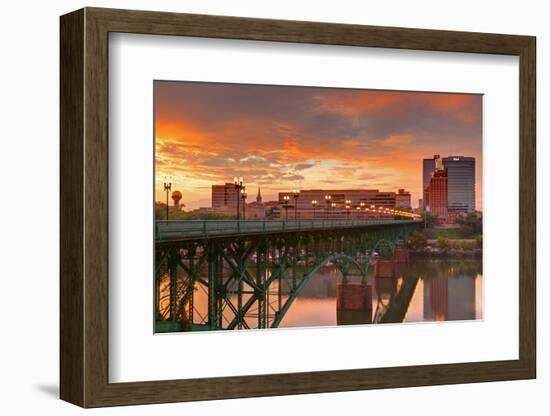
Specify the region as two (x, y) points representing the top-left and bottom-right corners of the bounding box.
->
(186, 256), (482, 329)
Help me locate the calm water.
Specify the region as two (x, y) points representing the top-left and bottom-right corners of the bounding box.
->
(190, 257), (482, 329)
(280, 257), (482, 328)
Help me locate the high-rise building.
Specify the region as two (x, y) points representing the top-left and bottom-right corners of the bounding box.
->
(427, 166), (448, 217)
(276, 188), (411, 219)
(278, 189), (402, 210)
(422, 154), (476, 214)
(396, 189), (411, 208)
(442, 156), (475, 213)
(422, 155), (439, 209)
(211, 183), (239, 210)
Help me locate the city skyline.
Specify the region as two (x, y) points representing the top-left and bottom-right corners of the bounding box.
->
(155, 81), (482, 210)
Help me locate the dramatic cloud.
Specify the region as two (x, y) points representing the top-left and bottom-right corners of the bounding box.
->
(155, 81), (482, 209)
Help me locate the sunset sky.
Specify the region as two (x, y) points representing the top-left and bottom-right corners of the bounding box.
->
(155, 81), (482, 210)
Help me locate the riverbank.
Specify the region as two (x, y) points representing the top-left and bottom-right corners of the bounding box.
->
(409, 247), (482, 258)
(407, 227), (482, 258)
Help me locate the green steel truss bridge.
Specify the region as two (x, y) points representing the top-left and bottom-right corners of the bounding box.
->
(155, 219), (420, 332)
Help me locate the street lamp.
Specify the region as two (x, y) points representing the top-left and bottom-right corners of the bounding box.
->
(331, 202), (336, 220)
(283, 195), (291, 220)
(345, 200), (351, 220)
(163, 179), (172, 220)
(241, 188), (247, 220)
(311, 200), (318, 220)
(233, 176), (244, 220)
(292, 189), (300, 220)
(324, 195), (332, 220)
(360, 202), (365, 220)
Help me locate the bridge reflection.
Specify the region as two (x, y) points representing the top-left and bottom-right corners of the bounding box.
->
(155, 219), (421, 332)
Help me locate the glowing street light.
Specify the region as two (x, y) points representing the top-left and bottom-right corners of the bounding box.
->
(241, 188), (247, 220)
(311, 200), (318, 219)
(324, 195), (332, 220)
(233, 176), (244, 220)
(292, 189), (300, 220)
(283, 195), (291, 220)
(163, 177), (172, 220)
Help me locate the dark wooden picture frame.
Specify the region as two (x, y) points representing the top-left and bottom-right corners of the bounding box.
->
(60, 7), (536, 408)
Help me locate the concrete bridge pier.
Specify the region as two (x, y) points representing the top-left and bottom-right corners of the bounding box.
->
(373, 247), (410, 279)
(336, 282), (373, 325)
(393, 247), (410, 264)
(374, 260), (395, 278)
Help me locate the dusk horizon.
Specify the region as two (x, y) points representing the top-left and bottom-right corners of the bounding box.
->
(154, 81), (482, 211)
(153, 80), (483, 334)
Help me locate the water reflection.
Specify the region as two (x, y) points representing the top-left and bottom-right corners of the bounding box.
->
(190, 257), (482, 328)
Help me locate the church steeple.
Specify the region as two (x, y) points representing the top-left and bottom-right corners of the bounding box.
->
(256, 186), (262, 204)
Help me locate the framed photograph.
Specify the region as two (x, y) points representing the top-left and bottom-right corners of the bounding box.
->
(60, 7), (536, 408)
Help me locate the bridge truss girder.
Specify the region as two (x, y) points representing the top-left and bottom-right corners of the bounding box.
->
(155, 223), (418, 331)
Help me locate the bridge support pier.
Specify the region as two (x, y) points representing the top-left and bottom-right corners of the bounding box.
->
(336, 283), (373, 325)
(374, 260), (395, 278)
(393, 247), (410, 263)
(207, 246), (218, 329)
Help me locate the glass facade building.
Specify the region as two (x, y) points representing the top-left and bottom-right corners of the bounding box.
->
(423, 155), (476, 213)
(442, 156), (476, 212)
(422, 156), (437, 209)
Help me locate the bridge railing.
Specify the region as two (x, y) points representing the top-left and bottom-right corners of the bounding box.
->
(156, 219), (420, 241)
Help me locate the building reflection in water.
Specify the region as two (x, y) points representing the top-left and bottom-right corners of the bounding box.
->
(188, 258), (482, 329)
(422, 264), (477, 322)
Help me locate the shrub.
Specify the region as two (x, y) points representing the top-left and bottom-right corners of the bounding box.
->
(436, 237), (451, 250)
(408, 231), (428, 249)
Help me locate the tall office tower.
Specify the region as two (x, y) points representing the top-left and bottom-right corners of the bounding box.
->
(211, 183), (239, 210)
(427, 166), (448, 217)
(396, 189), (412, 208)
(442, 156), (476, 212)
(422, 154), (439, 209)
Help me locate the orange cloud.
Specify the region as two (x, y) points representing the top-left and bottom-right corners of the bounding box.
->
(154, 82), (482, 210)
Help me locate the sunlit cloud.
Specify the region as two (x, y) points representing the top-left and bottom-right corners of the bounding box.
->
(154, 81), (482, 209)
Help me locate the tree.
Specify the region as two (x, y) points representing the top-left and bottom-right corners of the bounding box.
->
(408, 231), (428, 250)
(419, 210), (438, 229)
(155, 202), (236, 220)
(436, 237), (451, 250)
(456, 211), (482, 235)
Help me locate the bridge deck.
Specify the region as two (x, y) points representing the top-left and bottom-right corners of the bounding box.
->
(156, 219), (420, 241)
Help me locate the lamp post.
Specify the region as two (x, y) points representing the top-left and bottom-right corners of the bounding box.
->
(163, 179), (172, 220)
(283, 195), (290, 220)
(311, 200), (318, 220)
(331, 202), (336, 220)
(360, 202), (365, 220)
(292, 189), (300, 220)
(356, 206), (361, 219)
(324, 195), (332, 220)
(424, 205), (430, 228)
(233, 176), (244, 220)
(345, 200), (351, 220)
(241, 188), (247, 220)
